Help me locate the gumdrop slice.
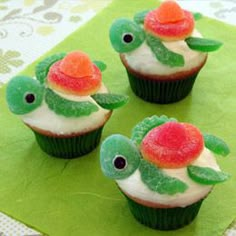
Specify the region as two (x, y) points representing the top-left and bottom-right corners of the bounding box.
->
(140, 159), (188, 195)
(45, 88), (98, 117)
(185, 37), (223, 52)
(187, 165), (230, 185)
(59, 51), (93, 78)
(91, 93), (129, 110)
(141, 122), (204, 168)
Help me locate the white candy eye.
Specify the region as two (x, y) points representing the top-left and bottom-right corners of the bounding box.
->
(122, 33), (134, 44)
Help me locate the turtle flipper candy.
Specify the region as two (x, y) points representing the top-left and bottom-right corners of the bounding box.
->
(100, 115), (230, 230)
(6, 51), (128, 159)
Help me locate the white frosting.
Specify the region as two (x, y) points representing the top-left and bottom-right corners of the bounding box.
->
(116, 148), (220, 207)
(21, 83), (111, 135)
(122, 30), (207, 76)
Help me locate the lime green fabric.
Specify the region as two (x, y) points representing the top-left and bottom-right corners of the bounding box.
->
(0, 0), (236, 235)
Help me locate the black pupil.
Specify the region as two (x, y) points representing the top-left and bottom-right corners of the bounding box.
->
(114, 156), (126, 170)
(123, 33), (133, 43)
(25, 93), (35, 103)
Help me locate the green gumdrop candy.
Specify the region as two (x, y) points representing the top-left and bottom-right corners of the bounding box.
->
(133, 10), (151, 24)
(35, 52), (66, 84)
(204, 133), (230, 156)
(100, 134), (141, 180)
(45, 88), (98, 117)
(131, 115), (177, 145)
(91, 93), (129, 110)
(146, 34), (185, 67)
(187, 165), (230, 185)
(192, 12), (203, 21)
(109, 18), (146, 53)
(140, 159), (188, 195)
(6, 76), (44, 115)
(185, 37), (223, 52)
(93, 60), (107, 72)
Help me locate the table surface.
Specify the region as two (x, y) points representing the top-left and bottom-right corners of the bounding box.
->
(0, 0), (236, 235)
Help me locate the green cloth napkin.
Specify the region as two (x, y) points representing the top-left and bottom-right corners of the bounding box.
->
(0, 0), (236, 235)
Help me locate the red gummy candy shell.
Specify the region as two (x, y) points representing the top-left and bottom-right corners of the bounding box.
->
(60, 51), (93, 78)
(48, 61), (102, 96)
(140, 122), (204, 168)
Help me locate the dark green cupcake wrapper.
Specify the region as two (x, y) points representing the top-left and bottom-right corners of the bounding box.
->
(124, 195), (203, 230)
(32, 126), (104, 159)
(126, 69), (199, 104)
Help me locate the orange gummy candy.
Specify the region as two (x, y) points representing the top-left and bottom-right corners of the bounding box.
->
(60, 51), (93, 78)
(155, 0), (184, 24)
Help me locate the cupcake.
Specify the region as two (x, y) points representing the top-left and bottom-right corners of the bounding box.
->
(6, 51), (128, 159)
(100, 115), (230, 230)
(109, 0), (222, 103)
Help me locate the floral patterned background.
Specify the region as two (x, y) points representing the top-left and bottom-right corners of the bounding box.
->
(0, 0), (112, 85)
(0, 0), (236, 235)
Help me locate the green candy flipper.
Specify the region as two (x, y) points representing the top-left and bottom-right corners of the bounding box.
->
(204, 133), (230, 156)
(185, 37), (223, 52)
(140, 159), (188, 195)
(35, 52), (66, 84)
(93, 60), (107, 72)
(193, 12), (203, 21)
(146, 34), (185, 67)
(187, 165), (230, 185)
(133, 10), (151, 24)
(45, 88), (98, 117)
(91, 93), (129, 110)
(131, 115), (177, 145)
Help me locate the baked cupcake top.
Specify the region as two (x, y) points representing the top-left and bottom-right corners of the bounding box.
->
(100, 115), (230, 207)
(6, 51), (128, 135)
(109, 0), (222, 75)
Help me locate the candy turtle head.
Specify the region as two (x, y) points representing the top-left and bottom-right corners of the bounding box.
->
(6, 76), (44, 115)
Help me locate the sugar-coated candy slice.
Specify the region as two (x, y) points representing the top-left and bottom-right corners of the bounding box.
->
(59, 51), (93, 78)
(133, 10), (151, 24)
(154, 0), (184, 24)
(91, 93), (129, 110)
(131, 115), (177, 145)
(187, 165), (230, 185)
(203, 133), (230, 156)
(141, 122), (204, 168)
(6, 76), (44, 115)
(144, 4), (194, 41)
(47, 61), (102, 96)
(35, 52), (66, 84)
(109, 18), (146, 53)
(93, 60), (107, 72)
(140, 159), (188, 195)
(185, 37), (223, 52)
(146, 34), (184, 67)
(100, 134), (141, 180)
(45, 88), (98, 117)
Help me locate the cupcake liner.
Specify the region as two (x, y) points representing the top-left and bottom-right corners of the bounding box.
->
(124, 194), (203, 230)
(32, 126), (104, 159)
(126, 69), (199, 104)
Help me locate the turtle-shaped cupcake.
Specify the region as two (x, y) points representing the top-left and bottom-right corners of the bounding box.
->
(100, 115), (230, 229)
(6, 51), (128, 158)
(109, 0), (223, 103)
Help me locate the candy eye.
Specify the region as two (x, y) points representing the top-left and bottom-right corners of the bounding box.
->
(24, 93), (36, 104)
(100, 134), (141, 180)
(122, 33), (134, 44)
(109, 18), (146, 53)
(113, 155), (127, 170)
(6, 76), (44, 115)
